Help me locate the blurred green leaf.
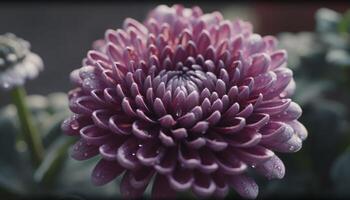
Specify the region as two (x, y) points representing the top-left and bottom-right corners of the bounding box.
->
(54, 156), (120, 197)
(261, 171), (313, 197)
(34, 136), (75, 189)
(42, 112), (69, 148)
(0, 107), (26, 194)
(338, 10), (350, 34)
(294, 79), (333, 106)
(0, 93), (71, 196)
(331, 147), (350, 196)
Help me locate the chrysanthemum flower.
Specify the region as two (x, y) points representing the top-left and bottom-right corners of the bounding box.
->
(62, 4), (307, 199)
(0, 33), (43, 90)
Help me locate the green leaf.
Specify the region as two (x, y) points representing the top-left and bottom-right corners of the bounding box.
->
(34, 136), (76, 189)
(338, 10), (350, 34)
(0, 107), (26, 194)
(41, 112), (69, 148)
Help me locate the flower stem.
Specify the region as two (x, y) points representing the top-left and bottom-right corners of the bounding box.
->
(11, 86), (44, 167)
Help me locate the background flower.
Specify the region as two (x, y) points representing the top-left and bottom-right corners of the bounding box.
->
(63, 4), (307, 199)
(0, 33), (43, 90)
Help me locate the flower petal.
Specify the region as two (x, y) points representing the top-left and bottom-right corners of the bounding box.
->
(234, 146), (275, 165)
(71, 139), (99, 160)
(155, 148), (177, 175)
(227, 174), (259, 199)
(120, 170), (148, 199)
(91, 159), (124, 186)
(136, 141), (165, 166)
(167, 165), (194, 191)
(255, 155), (285, 179)
(288, 120), (308, 140)
(117, 138), (140, 170)
(80, 125), (111, 145)
(191, 172), (216, 197)
(151, 174), (177, 199)
(178, 144), (201, 169)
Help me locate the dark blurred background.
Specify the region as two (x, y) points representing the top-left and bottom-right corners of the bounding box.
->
(0, 1), (349, 105)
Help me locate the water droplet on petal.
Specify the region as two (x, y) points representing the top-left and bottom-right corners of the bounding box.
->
(175, 109), (182, 117)
(71, 120), (80, 130)
(289, 145), (295, 151)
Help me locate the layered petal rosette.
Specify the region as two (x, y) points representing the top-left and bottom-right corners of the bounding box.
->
(62, 4), (308, 199)
(0, 33), (43, 90)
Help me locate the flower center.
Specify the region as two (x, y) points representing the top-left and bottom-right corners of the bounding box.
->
(154, 56), (218, 95)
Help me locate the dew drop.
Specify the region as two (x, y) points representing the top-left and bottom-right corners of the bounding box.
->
(175, 109), (182, 117)
(251, 164), (256, 168)
(289, 145), (295, 151)
(138, 144), (143, 148)
(83, 152), (88, 157)
(132, 153), (136, 156)
(70, 120), (80, 130)
(243, 187), (250, 196)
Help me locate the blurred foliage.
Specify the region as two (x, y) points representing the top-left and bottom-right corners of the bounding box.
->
(259, 8), (350, 198)
(0, 93), (118, 198)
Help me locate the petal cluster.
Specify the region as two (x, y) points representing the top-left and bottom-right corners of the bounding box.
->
(0, 33), (43, 90)
(62, 4), (307, 199)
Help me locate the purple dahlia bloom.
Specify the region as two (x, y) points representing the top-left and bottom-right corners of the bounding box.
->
(62, 4), (308, 199)
(0, 33), (43, 90)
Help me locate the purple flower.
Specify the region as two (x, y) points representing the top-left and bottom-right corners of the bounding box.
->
(0, 33), (43, 90)
(62, 4), (307, 199)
